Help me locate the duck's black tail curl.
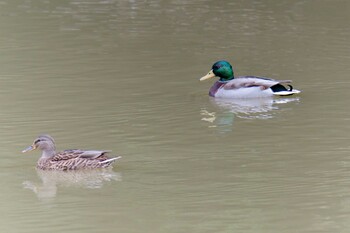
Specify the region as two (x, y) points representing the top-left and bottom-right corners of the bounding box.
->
(271, 84), (294, 93)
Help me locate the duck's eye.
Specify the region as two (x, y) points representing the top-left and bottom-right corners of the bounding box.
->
(34, 139), (41, 144)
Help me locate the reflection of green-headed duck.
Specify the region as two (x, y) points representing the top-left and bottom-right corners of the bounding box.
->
(200, 60), (301, 98)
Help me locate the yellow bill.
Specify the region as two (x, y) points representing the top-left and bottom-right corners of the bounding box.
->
(200, 70), (216, 81)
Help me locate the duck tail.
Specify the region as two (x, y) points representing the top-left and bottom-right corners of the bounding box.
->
(271, 84), (301, 96)
(99, 156), (122, 164)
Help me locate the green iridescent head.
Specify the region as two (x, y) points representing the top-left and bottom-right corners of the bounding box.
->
(200, 60), (235, 82)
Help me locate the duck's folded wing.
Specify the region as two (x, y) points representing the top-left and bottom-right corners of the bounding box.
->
(78, 150), (111, 159)
(223, 76), (292, 90)
(51, 150), (110, 161)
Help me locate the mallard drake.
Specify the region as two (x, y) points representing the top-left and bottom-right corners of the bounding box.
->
(200, 60), (301, 98)
(22, 135), (121, 171)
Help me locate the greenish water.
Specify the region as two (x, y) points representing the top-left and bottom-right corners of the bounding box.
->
(0, 0), (350, 232)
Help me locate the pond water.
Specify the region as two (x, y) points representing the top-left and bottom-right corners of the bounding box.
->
(0, 0), (350, 232)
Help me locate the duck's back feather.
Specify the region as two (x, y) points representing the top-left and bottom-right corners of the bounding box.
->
(38, 150), (118, 170)
(51, 150), (110, 161)
(223, 76), (292, 90)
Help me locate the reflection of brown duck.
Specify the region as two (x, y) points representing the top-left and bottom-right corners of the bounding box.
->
(23, 168), (122, 199)
(22, 135), (121, 171)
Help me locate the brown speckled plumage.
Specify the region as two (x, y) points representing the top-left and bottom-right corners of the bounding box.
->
(22, 135), (121, 171)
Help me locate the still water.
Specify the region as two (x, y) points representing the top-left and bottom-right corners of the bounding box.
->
(0, 0), (350, 232)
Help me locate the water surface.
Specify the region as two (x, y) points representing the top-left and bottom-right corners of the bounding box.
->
(0, 0), (350, 232)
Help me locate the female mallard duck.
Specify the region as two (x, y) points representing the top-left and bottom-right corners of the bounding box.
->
(22, 135), (121, 171)
(200, 60), (301, 98)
